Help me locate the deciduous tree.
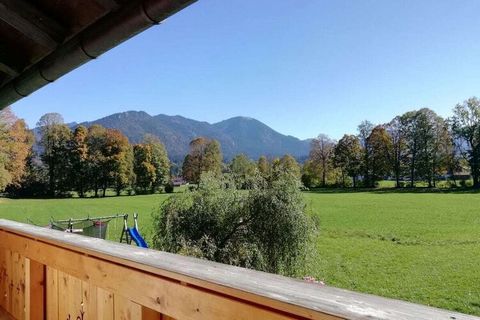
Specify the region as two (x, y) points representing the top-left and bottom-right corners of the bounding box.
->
(69, 126), (89, 197)
(37, 113), (72, 196)
(0, 108), (33, 191)
(450, 97), (480, 188)
(309, 134), (335, 187)
(133, 144), (156, 193)
(357, 120), (374, 187)
(143, 134), (170, 193)
(386, 117), (407, 187)
(229, 154), (257, 189)
(334, 135), (362, 187)
(182, 137), (223, 183)
(367, 126), (393, 184)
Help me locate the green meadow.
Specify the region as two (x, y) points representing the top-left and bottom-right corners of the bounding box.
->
(1, 190), (479, 316)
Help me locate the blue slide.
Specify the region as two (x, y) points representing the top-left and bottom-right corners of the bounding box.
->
(128, 227), (148, 248)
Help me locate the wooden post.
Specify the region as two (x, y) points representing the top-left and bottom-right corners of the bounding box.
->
(25, 259), (45, 320)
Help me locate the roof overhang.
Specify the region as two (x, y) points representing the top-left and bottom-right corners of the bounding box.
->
(0, 0), (197, 110)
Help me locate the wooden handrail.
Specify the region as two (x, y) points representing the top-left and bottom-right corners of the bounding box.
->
(0, 219), (477, 320)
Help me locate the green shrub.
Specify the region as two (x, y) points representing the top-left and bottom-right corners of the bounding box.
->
(164, 181), (174, 193)
(152, 172), (313, 276)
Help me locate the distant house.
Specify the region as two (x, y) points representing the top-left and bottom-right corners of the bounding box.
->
(172, 177), (186, 186)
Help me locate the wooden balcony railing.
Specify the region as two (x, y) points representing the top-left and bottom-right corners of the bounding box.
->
(0, 219), (477, 320)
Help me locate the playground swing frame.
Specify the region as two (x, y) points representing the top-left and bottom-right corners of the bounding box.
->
(120, 213), (148, 248)
(50, 214), (128, 239)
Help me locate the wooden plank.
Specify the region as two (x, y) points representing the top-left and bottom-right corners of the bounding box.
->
(5, 250), (12, 315)
(82, 280), (97, 320)
(97, 288), (114, 320)
(26, 259), (45, 320)
(141, 307), (161, 320)
(114, 295), (141, 320)
(0, 0), (65, 48)
(0, 249), (8, 310)
(45, 267), (58, 320)
(58, 272), (83, 320)
(11, 252), (25, 320)
(24, 259), (30, 320)
(1, 220), (479, 320)
(0, 307), (15, 320)
(0, 231), (311, 320)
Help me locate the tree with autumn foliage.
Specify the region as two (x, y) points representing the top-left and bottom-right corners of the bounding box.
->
(0, 108), (33, 192)
(182, 137), (223, 184)
(143, 134), (170, 193)
(257, 155), (271, 178)
(133, 144), (156, 193)
(101, 128), (133, 197)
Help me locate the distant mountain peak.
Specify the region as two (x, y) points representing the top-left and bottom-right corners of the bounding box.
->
(79, 111), (310, 162)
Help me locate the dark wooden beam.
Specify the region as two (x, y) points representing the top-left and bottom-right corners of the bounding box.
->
(0, 45), (23, 77)
(94, 0), (121, 11)
(0, 63), (18, 77)
(0, 0), (66, 49)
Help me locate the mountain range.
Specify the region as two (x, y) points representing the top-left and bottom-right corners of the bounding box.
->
(77, 111), (311, 162)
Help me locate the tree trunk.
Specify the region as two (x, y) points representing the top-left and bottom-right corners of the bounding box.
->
(473, 168), (480, 189)
(48, 161), (55, 197)
(473, 150), (480, 188)
(409, 140), (417, 188)
(322, 159), (326, 187)
(102, 180), (107, 197)
(94, 180), (98, 197)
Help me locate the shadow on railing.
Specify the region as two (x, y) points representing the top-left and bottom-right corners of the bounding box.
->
(0, 219), (477, 320)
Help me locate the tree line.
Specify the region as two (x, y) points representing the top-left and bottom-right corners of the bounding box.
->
(303, 97), (480, 188)
(2, 96), (480, 195)
(180, 136), (302, 189)
(0, 111), (170, 197)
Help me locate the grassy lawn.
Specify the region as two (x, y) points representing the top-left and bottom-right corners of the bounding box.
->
(1, 190), (479, 315)
(304, 191), (480, 316)
(0, 194), (170, 244)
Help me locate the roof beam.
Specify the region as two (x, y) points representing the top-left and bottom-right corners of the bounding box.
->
(0, 0), (66, 49)
(94, 0), (121, 11)
(0, 45), (23, 77)
(0, 63), (18, 77)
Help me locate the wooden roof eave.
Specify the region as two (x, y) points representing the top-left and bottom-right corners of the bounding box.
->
(0, 0), (197, 110)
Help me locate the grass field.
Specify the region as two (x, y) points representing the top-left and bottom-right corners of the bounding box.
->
(1, 190), (479, 315)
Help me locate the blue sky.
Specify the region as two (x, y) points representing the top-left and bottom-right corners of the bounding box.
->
(12, 0), (480, 140)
